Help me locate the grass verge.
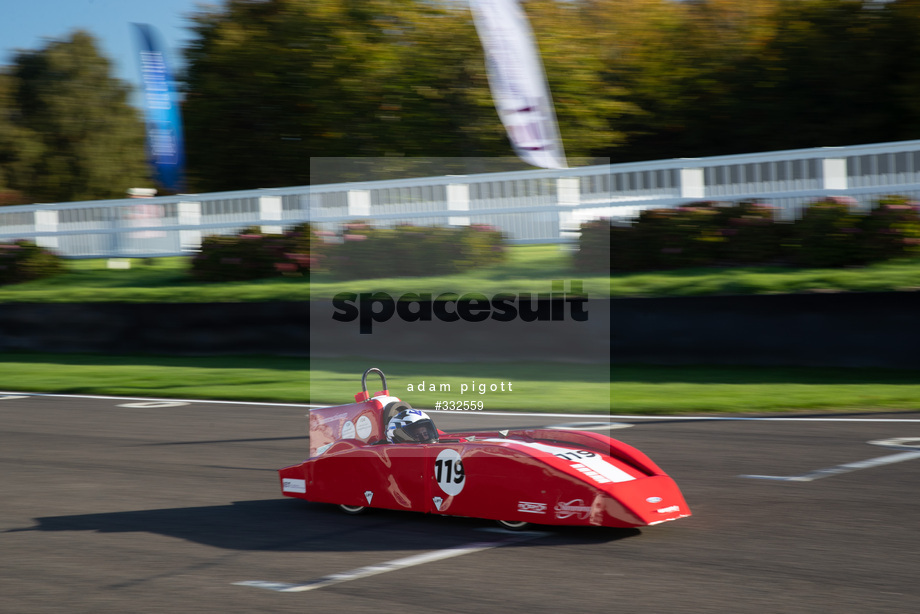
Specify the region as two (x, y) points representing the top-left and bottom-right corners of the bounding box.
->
(2, 353), (919, 414)
(0, 246), (608, 303)
(2, 246), (920, 302)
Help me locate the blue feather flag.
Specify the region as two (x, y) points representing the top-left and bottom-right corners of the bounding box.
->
(133, 23), (185, 192)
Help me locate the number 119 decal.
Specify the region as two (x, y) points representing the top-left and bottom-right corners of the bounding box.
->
(434, 448), (466, 496)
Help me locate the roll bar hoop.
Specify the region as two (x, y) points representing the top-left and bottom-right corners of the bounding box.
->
(355, 367), (389, 402)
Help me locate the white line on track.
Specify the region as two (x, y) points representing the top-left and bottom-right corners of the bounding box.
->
(235, 530), (547, 593)
(604, 416), (920, 423)
(740, 451), (920, 482)
(2, 390), (919, 422)
(546, 421), (633, 431)
(117, 401), (191, 408)
(0, 391), (325, 408)
(740, 438), (920, 481)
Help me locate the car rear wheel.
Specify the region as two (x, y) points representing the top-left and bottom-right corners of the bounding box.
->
(496, 519), (530, 531)
(339, 504), (367, 515)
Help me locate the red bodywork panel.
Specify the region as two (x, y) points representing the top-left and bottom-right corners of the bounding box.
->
(280, 395), (691, 528)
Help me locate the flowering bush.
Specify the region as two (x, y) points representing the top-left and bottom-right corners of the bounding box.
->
(640, 204), (725, 269)
(577, 195), (920, 273)
(596, 202), (728, 271)
(609, 224), (642, 272)
(457, 224), (506, 269)
(0, 239), (64, 285)
(323, 223), (507, 280)
(785, 197), (864, 267)
(857, 195), (920, 262)
(190, 223), (317, 282)
(573, 218), (612, 272)
(714, 201), (783, 264)
(190, 222), (506, 282)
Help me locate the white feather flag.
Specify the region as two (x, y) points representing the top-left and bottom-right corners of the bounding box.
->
(469, 0), (568, 169)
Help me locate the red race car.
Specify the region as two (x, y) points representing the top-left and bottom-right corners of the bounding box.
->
(279, 368), (691, 530)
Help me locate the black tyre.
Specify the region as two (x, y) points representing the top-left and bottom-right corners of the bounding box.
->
(339, 504), (367, 515)
(496, 519), (530, 531)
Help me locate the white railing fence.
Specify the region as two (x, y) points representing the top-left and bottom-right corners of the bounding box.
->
(4, 139), (920, 258)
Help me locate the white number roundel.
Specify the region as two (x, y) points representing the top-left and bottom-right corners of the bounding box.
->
(434, 448), (466, 496)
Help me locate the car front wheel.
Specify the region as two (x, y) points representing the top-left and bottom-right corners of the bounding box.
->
(339, 504), (367, 515)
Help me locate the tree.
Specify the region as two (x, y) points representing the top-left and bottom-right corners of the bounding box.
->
(597, 0), (920, 161)
(183, 0), (503, 190)
(6, 30), (150, 204)
(0, 72), (41, 205)
(724, 0), (895, 151)
(182, 0), (634, 191)
(184, 0), (391, 191)
(592, 0), (784, 161)
(527, 0), (639, 161)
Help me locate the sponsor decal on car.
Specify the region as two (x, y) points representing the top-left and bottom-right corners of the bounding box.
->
(646, 496), (663, 503)
(356, 415), (373, 440)
(554, 499), (592, 520)
(569, 462), (614, 484)
(517, 501), (547, 514)
(657, 505), (680, 514)
(318, 412), (348, 425)
(364, 490), (374, 505)
(282, 478), (306, 494)
(480, 439), (636, 484)
(433, 496), (444, 510)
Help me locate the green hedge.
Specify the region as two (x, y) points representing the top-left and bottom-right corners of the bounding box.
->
(0, 239), (64, 285)
(577, 195), (920, 273)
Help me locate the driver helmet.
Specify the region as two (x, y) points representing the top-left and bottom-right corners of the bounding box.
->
(386, 409), (439, 443)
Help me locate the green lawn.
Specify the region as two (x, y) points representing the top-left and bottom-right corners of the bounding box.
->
(2, 245), (920, 302)
(611, 259), (920, 297)
(3, 247), (920, 415)
(2, 353), (918, 414)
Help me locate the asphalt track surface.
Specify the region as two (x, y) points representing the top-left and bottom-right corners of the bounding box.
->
(2, 394), (919, 613)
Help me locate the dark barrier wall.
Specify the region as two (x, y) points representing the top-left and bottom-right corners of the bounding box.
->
(0, 292), (918, 367)
(0, 302), (309, 356)
(610, 292), (920, 368)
